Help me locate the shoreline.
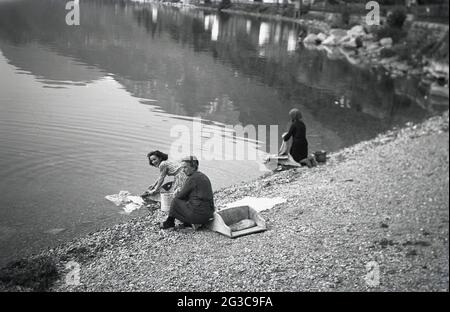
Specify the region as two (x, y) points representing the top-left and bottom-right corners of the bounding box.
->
(1, 110), (448, 292)
(167, 1), (449, 99)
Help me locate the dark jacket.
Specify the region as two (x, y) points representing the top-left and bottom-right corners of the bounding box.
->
(172, 171), (215, 222)
(283, 120), (308, 162)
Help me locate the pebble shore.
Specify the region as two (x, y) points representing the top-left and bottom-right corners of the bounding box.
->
(1, 111), (448, 292)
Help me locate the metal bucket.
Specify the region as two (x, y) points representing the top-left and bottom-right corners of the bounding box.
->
(160, 192), (174, 213)
(314, 150), (327, 163)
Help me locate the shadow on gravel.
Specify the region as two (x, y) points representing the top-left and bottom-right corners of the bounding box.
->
(0, 255), (60, 291)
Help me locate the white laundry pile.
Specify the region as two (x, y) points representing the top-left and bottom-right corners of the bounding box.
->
(262, 134), (301, 170)
(105, 190), (145, 214)
(224, 196), (286, 212)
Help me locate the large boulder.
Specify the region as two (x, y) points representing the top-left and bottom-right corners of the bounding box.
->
(303, 33), (319, 44)
(430, 82), (449, 99)
(316, 33), (328, 43)
(338, 35), (352, 44)
(379, 37), (393, 48)
(322, 35), (338, 46)
(338, 34), (361, 48)
(392, 61), (411, 72)
(366, 42), (381, 51)
(361, 33), (375, 41)
(427, 61), (449, 80)
(347, 25), (366, 38)
(330, 28), (347, 39)
(341, 37), (358, 49)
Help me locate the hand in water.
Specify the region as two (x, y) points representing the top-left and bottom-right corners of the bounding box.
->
(141, 189), (154, 197)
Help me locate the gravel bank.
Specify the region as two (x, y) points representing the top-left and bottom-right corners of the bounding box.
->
(1, 111), (448, 292)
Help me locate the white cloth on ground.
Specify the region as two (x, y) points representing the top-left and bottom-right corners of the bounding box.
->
(263, 133), (301, 170)
(224, 196), (286, 212)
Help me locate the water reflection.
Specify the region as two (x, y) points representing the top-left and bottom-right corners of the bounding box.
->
(287, 30), (297, 53)
(258, 22), (270, 46)
(211, 15), (219, 41)
(246, 20), (251, 35)
(0, 0), (439, 149)
(0, 43), (104, 86)
(204, 14), (211, 31)
(152, 5), (158, 23)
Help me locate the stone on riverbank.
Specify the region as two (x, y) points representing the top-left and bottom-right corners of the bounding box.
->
(322, 34), (338, 46)
(425, 61), (450, 81)
(303, 33), (319, 44)
(330, 29), (348, 39)
(380, 37), (394, 48)
(316, 32), (328, 43)
(347, 25), (366, 38)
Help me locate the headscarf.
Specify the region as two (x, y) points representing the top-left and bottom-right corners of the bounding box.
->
(181, 155), (199, 170)
(289, 108), (302, 122)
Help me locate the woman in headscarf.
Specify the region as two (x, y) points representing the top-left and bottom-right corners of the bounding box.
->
(141, 150), (187, 203)
(282, 108), (308, 163)
(160, 156), (215, 229)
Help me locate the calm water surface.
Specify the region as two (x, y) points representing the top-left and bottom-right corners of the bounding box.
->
(0, 0), (442, 265)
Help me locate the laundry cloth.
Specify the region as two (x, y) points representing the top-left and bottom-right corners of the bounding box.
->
(105, 190), (145, 214)
(262, 133), (301, 170)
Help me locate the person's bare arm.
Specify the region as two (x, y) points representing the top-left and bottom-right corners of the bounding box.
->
(147, 180), (157, 190)
(148, 166), (169, 195)
(283, 123), (295, 142)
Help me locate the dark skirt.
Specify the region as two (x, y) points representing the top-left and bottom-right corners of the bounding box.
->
(290, 139), (308, 163)
(169, 198), (213, 224)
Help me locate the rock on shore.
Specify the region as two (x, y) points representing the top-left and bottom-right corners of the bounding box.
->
(0, 112), (448, 292)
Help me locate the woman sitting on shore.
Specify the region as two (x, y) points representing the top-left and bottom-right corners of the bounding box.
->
(141, 150), (187, 204)
(160, 156), (215, 230)
(282, 108), (309, 163)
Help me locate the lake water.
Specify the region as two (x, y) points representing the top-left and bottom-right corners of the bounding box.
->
(0, 0), (441, 266)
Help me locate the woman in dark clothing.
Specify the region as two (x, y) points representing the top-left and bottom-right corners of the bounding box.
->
(160, 156), (215, 229)
(283, 108), (308, 163)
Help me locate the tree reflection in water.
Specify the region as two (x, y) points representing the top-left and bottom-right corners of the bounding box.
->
(0, 0), (435, 152)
